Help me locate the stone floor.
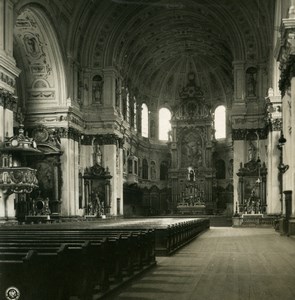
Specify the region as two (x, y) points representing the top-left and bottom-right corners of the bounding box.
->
(106, 227), (295, 300)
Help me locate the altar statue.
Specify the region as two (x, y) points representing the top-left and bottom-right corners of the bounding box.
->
(246, 189), (260, 214)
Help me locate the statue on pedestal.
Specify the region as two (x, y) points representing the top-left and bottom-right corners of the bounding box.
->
(246, 189), (260, 214)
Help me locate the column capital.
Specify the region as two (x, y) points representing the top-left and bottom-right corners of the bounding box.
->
(0, 91), (17, 110)
(56, 127), (81, 142)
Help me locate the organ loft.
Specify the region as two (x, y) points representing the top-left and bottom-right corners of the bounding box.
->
(1, 1), (295, 299)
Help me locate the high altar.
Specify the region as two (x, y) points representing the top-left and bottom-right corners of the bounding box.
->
(168, 72), (216, 214)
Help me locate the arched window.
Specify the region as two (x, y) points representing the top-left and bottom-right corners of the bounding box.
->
(141, 103), (149, 137)
(159, 108), (171, 141)
(214, 105), (226, 139)
(142, 158), (148, 179)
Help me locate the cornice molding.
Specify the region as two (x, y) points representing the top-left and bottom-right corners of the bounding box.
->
(81, 133), (124, 147)
(232, 128), (268, 141)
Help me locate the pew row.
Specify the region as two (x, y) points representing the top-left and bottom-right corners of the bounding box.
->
(0, 229), (156, 300)
(93, 218), (210, 256)
(154, 218), (210, 255)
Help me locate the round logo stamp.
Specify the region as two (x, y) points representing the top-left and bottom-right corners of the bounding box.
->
(5, 287), (20, 300)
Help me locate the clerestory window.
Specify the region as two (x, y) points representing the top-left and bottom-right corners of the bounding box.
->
(214, 105), (226, 139)
(159, 107), (171, 141)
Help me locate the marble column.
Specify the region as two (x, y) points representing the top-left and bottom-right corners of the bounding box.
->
(60, 134), (80, 217)
(266, 94), (282, 214)
(103, 143), (117, 215)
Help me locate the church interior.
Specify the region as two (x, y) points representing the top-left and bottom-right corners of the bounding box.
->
(1, 0), (295, 299)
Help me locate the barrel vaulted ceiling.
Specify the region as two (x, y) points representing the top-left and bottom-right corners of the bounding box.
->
(15, 0), (275, 110)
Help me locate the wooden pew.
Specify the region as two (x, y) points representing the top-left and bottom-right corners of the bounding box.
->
(0, 229), (156, 273)
(0, 233), (135, 278)
(153, 218), (209, 255)
(0, 239), (109, 300)
(0, 228), (157, 299)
